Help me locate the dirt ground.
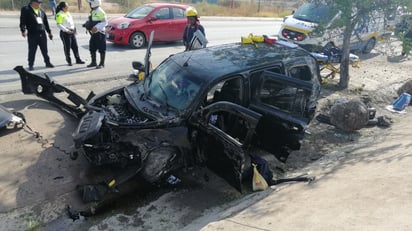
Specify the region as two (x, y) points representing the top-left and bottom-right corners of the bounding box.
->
(1, 39), (412, 230)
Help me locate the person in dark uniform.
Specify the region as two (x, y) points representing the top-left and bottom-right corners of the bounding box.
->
(19, 0), (54, 71)
(83, 0), (107, 69)
(55, 2), (85, 66)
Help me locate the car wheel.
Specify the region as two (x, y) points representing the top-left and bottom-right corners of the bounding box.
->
(129, 32), (146, 49)
(362, 38), (376, 54)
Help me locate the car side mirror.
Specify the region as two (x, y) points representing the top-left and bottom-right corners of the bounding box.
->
(132, 61), (145, 71)
(148, 16), (157, 22)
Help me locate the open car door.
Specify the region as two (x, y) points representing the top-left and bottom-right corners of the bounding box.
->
(250, 70), (319, 161)
(194, 101), (261, 192)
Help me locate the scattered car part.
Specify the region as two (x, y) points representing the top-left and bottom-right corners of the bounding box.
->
(0, 104), (25, 131)
(270, 175), (315, 185)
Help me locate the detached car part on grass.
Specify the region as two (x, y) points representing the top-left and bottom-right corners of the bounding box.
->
(14, 39), (321, 200)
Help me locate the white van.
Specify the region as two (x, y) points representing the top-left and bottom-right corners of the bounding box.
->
(278, 3), (389, 53)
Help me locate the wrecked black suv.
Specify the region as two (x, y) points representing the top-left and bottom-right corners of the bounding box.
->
(15, 41), (321, 192)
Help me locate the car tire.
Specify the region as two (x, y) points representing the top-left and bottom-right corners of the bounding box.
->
(362, 37), (376, 54)
(129, 32), (146, 49)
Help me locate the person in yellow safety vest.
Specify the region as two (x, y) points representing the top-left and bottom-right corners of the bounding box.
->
(83, 0), (107, 69)
(55, 2), (85, 66)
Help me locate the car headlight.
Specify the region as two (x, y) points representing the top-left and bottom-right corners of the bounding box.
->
(117, 22), (130, 29)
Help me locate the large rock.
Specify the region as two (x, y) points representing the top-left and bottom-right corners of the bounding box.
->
(397, 79), (412, 96)
(329, 98), (369, 132)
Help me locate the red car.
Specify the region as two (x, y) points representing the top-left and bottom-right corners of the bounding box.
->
(106, 3), (190, 48)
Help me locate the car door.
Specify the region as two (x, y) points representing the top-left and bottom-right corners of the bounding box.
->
(192, 101), (261, 192)
(249, 69), (318, 162)
(169, 7), (187, 40)
(148, 7), (173, 41)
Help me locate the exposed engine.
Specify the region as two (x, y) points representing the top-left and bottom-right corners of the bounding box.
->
(92, 93), (151, 126)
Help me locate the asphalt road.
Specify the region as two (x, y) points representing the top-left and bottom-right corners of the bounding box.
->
(0, 12), (281, 95)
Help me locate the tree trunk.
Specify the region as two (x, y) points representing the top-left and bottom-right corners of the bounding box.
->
(338, 23), (354, 89)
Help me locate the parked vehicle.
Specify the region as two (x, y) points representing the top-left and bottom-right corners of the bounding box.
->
(278, 2), (390, 53)
(106, 3), (190, 48)
(14, 39), (321, 198)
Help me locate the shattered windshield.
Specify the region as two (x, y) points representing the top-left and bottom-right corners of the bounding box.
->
(146, 59), (203, 111)
(293, 3), (333, 24)
(125, 5), (154, 19)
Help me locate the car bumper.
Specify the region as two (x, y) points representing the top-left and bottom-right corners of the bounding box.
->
(106, 29), (129, 45)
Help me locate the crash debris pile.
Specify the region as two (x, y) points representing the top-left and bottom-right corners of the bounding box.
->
(316, 78), (412, 132)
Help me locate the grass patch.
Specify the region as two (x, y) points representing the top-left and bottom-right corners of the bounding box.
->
(1, 0), (297, 17)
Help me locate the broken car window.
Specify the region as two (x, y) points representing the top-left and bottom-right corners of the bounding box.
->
(289, 65), (312, 81)
(205, 77), (243, 105)
(257, 77), (309, 116)
(208, 110), (249, 145)
(148, 59), (203, 111)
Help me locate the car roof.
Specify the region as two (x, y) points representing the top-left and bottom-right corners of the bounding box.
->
(146, 2), (190, 8)
(169, 42), (314, 82)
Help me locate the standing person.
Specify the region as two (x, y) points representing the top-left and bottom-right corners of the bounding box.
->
(19, 0), (54, 71)
(49, 0), (56, 16)
(182, 7), (206, 51)
(55, 2), (85, 66)
(83, 0), (107, 69)
(401, 27), (412, 56)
